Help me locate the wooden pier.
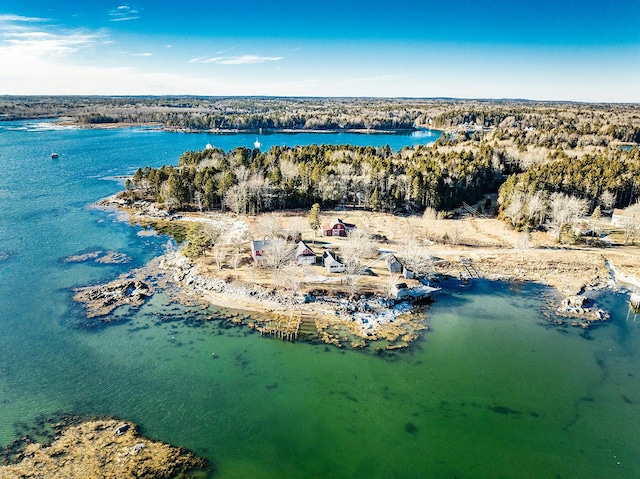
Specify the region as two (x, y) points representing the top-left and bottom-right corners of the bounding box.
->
(258, 310), (318, 341)
(459, 256), (479, 278)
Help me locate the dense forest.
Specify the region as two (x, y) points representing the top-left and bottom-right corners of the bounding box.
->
(130, 142), (508, 214)
(117, 97), (640, 240)
(3, 96), (639, 135)
(2, 96), (639, 238)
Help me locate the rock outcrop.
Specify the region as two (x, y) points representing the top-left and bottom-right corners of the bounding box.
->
(0, 418), (209, 478)
(73, 279), (152, 318)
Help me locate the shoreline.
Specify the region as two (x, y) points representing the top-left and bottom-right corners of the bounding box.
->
(51, 118), (437, 136)
(80, 195), (640, 347)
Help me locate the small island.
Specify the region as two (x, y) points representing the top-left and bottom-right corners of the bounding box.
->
(0, 417), (209, 479)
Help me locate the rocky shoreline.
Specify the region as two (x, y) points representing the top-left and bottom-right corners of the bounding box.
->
(73, 278), (153, 318)
(0, 417), (209, 478)
(81, 195), (640, 341)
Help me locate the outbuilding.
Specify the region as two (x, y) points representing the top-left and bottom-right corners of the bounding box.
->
(322, 251), (346, 273)
(322, 218), (356, 237)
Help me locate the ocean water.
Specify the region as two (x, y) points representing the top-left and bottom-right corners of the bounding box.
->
(1, 120), (639, 478)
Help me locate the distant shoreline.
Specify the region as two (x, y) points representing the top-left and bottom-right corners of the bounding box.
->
(53, 118), (435, 135)
(1, 117), (439, 135)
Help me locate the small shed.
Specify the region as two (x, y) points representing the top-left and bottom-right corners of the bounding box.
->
(386, 254), (415, 279)
(386, 254), (403, 273)
(322, 218), (356, 237)
(322, 251), (346, 273)
(251, 239), (270, 265)
(403, 268), (415, 280)
(295, 241), (316, 265)
(391, 283), (440, 301)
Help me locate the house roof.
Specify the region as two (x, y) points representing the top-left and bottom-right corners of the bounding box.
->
(251, 239), (270, 251)
(295, 241), (315, 256)
(322, 251), (343, 266)
(385, 254), (401, 265)
(612, 208), (626, 216)
(322, 218), (356, 230)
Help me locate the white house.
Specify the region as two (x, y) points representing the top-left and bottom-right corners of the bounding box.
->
(322, 251), (346, 273)
(295, 241), (316, 265)
(612, 208), (628, 226)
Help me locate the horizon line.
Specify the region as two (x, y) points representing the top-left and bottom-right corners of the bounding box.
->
(0, 94), (638, 106)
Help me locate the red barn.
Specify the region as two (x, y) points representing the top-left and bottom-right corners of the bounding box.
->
(322, 218), (356, 237)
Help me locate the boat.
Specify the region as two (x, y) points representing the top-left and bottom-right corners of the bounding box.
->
(51, 152), (59, 159)
(254, 139), (262, 149)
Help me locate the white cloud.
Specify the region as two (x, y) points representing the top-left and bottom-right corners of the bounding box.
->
(220, 55), (284, 64)
(189, 54), (284, 65)
(0, 14), (48, 23)
(109, 5), (140, 22)
(2, 30), (101, 57)
(132, 52), (152, 56)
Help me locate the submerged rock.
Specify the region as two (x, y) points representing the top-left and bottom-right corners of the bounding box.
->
(0, 418), (209, 478)
(555, 294), (610, 328)
(73, 279), (152, 318)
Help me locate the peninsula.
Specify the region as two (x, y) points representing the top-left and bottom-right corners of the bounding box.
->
(68, 97), (640, 349)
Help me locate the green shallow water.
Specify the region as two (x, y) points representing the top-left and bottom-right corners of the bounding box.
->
(5, 282), (639, 478)
(1, 120), (639, 478)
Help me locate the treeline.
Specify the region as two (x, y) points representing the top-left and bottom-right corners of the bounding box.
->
(498, 148), (640, 230)
(434, 105), (640, 149)
(0, 96), (441, 130)
(129, 143), (510, 215)
(3, 97), (640, 143)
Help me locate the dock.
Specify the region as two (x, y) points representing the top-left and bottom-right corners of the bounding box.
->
(257, 310), (318, 341)
(459, 256), (479, 278)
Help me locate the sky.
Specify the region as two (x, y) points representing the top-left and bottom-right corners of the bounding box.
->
(0, 0), (639, 101)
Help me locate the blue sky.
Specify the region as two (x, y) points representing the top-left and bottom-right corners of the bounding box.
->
(1, 1), (638, 101)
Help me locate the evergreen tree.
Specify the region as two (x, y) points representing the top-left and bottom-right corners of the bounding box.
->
(308, 203), (321, 243)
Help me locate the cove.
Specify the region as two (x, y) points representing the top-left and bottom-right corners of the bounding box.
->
(1, 120), (639, 478)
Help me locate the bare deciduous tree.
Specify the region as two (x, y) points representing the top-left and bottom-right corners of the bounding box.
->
(254, 215), (284, 240)
(622, 201), (640, 244)
(547, 193), (588, 242)
(212, 244), (227, 271)
(449, 220), (467, 246)
(422, 207), (439, 240)
(514, 232), (531, 262)
(600, 190), (616, 210)
(525, 191), (546, 228)
(385, 273), (402, 300)
(279, 264), (309, 296)
(399, 238), (433, 277)
(203, 223), (223, 244)
(340, 228), (378, 298)
(263, 238), (295, 276)
(504, 191), (525, 226)
(232, 252), (242, 279)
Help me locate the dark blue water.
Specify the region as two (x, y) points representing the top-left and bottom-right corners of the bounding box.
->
(1, 120), (639, 478)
